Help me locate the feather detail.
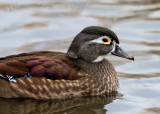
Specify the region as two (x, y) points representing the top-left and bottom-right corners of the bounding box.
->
(9, 77), (86, 99)
(0, 51), (80, 80)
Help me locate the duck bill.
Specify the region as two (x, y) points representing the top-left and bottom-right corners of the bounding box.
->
(111, 45), (134, 61)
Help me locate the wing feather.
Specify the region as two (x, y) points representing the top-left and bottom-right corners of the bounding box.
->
(0, 51), (79, 80)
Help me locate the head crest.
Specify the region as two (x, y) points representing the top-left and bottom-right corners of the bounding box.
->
(82, 26), (119, 44)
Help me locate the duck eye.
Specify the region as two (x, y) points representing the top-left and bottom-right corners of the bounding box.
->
(102, 38), (109, 43)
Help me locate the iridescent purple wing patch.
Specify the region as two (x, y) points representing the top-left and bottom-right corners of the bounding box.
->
(26, 57), (78, 80)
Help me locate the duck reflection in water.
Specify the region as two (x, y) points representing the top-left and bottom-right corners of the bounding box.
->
(0, 94), (119, 114)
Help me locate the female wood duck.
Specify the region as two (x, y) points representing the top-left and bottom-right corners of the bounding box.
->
(0, 26), (134, 100)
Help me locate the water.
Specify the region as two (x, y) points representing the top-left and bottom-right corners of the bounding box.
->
(0, 0), (160, 113)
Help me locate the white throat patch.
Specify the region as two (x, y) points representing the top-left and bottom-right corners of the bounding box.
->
(92, 55), (108, 63)
(92, 41), (117, 63)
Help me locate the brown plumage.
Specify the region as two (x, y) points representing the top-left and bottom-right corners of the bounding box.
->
(0, 26), (134, 99)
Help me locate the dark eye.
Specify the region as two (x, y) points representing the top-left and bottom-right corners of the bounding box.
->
(102, 38), (110, 43)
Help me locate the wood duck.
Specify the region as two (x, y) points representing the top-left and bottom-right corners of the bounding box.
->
(0, 26), (134, 100)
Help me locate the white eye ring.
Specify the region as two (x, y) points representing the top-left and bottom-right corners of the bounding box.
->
(91, 36), (111, 44)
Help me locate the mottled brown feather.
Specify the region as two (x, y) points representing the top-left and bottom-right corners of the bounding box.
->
(0, 51), (118, 99)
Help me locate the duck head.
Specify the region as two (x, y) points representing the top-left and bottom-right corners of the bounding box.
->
(66, 26), (134, 62)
